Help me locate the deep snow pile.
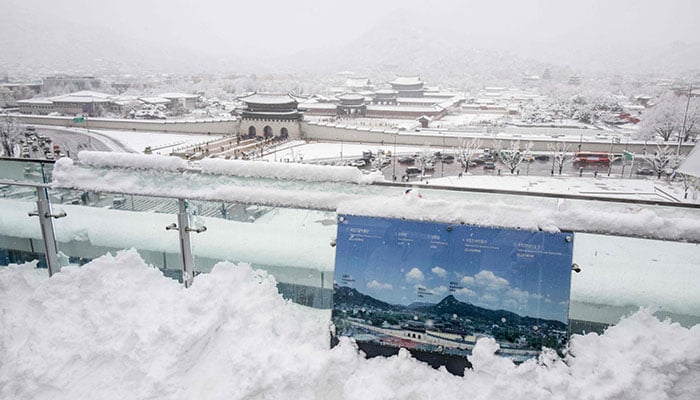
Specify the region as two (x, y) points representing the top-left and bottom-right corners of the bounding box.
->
(1, 250), (699, 400)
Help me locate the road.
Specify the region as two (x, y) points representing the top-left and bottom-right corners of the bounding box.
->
(374, 154), (646, 182)
(22, 126), (133, 160)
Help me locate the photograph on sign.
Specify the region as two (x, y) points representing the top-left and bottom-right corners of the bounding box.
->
(332, 215), (574, 363)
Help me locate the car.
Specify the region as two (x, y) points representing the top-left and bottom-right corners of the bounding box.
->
(483, 162), (496, 170)
(636, 167), (654, 176)
(405, 167), (422, 176)
(398, 156), (415, 164)
(441, 154), (455, 163)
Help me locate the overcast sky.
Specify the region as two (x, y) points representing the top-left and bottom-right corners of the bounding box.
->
(3, 0), (700, 73)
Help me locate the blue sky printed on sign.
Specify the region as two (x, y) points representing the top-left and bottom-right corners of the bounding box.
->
(334, 215), (574, 323)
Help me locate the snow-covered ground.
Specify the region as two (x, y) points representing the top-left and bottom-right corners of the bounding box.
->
(86, 129), (223, 154)
(262, 141), (425, 163)
(43, 126), (223, 155)
(1, 250), (698, 400)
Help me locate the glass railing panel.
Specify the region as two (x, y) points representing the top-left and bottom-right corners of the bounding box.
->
(48, 189), (183, 278)
(0, 184), (47, 269)
(570, 233), (700, 333)
(0, 158), (53, 184)
(187, 199), (336, 308)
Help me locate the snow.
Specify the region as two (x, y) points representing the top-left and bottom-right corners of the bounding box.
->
(86, 129), (223, 154)
(677, 144), (700, 178)
(76, 151), (187, 171)
(428, 174), (675, 201)
(262, 142), (425, 163)
(200, 158), (383, 184)
(1, 250), (699, 400)
(49, 160), (700, 242)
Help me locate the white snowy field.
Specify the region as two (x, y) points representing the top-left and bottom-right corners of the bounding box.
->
(87, 128), (223, 154)
(1, 250), (699, 400)
(41, 125), (223, 154)
(262, 141), (425, 163)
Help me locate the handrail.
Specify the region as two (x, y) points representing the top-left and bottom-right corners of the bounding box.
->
(373, 181), (700, 209)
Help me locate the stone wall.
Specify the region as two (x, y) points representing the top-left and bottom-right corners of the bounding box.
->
(15, 115), (239, 135)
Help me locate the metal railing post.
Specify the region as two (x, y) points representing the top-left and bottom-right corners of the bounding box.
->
(166, 199), (207, 288)
(177, 199), (195, 287)
(34, 187), (62, 276)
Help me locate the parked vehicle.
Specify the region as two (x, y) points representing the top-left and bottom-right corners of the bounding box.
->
(483, 162), (496, 170)
(573, 152), (610, 165)
(405, 167), (422, 176)
(636, 167), (654, 176)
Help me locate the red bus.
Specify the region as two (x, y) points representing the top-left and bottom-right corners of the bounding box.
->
(573, 152), (610, 165)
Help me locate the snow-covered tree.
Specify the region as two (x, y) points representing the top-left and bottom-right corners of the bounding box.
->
(416, 144), (434, 178)
(677, 173), (700, 200)
(638, 92), (699, 142)
(0, 114), (21, 157)
(496, 140), (532, 174)
(648, 144), (684, 179)
(548, 141), (571, 175)
(456, 138), (481, 173)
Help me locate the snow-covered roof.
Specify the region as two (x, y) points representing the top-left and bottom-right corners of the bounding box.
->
(374, 89), (398, 95)
(298, 102), (337, 110)
(159, 93), (199, 100)
(367, 104), (443, 113)
(139, 97), (172, 105)
(390, 75), (423, 85)
(337, 93), (365, 102)
(17, 98), (53, 105)
(677, 144), (700, 178)
(238, 93), (298, 105)
(51, 91), (115, 103)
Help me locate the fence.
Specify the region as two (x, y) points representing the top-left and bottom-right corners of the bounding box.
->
(1, 156), (699, 333)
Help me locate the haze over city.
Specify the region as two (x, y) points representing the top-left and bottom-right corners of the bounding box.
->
(2, 0), (699, 77)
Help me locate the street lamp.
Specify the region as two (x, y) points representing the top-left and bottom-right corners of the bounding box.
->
(392, 132), (397, 181)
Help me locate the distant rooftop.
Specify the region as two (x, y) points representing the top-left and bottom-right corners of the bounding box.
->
(390, 75), (423, 85)
(238, 92), (299, 105)
(159, 93), (199, 99)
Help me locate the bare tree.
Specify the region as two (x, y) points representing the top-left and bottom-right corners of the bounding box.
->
(456, 138), (481, 173)
(1, 113), (21, 157)
(496, 140), (532, 174)
(548, 141), (571, 175)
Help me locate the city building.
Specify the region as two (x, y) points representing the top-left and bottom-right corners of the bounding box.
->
(42, 75), (101, 92)
(17, 90), (132, 116)
(159, 93), (199, 111)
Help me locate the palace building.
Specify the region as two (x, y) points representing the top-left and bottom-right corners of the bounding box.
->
(236, 93), (303, 139)
(389, 75), (425, 97)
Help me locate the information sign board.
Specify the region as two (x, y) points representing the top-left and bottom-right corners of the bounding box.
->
(332, 215), (574, 364)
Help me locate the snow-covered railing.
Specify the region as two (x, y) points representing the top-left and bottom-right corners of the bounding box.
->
(47, 155), (700, 243)
(2, 156), (700, 328)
